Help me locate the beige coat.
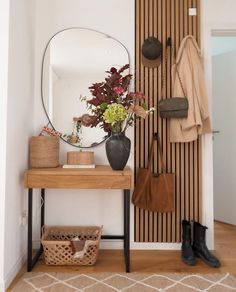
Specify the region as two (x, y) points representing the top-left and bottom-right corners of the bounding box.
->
(170, 35), (211, 143)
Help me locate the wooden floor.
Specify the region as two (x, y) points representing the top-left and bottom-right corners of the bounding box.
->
(8, 221), (236, 290)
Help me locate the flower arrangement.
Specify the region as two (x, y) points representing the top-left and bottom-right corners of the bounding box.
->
(83, 64), (155, 133)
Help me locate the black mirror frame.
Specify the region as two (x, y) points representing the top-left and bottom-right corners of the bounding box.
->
(41, 27), (130, 148)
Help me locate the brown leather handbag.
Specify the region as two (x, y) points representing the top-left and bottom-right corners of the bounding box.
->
(132, 134), (175, 212)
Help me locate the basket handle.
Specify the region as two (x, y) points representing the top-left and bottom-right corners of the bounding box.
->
(85, 225), (103, 246)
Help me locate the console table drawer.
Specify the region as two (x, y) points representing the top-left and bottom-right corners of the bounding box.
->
(25, 174), (132, 189)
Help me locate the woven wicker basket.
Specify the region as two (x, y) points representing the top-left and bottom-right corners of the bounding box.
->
(41, 225), (102, 265)
(29, 136), (59, 168)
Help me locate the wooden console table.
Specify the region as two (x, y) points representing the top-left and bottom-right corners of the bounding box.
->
(24, 165), (133, 272)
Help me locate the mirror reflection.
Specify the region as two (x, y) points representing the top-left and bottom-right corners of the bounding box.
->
(42, 28), (129, 147)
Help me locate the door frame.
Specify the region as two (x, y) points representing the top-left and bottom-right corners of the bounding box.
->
(201, 21), (236, 249)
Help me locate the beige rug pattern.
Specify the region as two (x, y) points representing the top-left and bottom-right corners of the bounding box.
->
(10, 272), (236, 292)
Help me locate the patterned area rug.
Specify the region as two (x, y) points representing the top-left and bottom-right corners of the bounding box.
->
(10, 272), (236, 291)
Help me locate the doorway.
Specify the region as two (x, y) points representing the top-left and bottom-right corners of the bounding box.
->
(212, 32), (236, 226)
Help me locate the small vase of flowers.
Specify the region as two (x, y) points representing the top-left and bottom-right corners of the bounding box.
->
(83, 64), (155, 170)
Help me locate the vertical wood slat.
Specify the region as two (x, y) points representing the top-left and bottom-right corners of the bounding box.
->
(139, 0), (145, 242)
(175, 0), (181, 243)
(144, 0), (149, 243)
(170, 0), (176, 242)
(157, 0), (163, 243)
(166, 0), (171, 243)
(134, 0), (202, 242)
(148, 0), (154, 242)
(134, 0), (140, 242)
(153, 0), (158, 243)
(162, 0), (167, 243)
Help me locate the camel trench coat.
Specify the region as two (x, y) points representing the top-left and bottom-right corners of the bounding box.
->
(170, 35), (211, 143)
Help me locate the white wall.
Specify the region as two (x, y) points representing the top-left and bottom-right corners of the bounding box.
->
(201, 0), (236, 248)
(1, 0), (36, 289)
(0, 1), (10, 290)
(33, 0), (135, 247)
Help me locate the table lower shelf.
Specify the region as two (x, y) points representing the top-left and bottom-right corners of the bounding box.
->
(27, 188), (131, 272)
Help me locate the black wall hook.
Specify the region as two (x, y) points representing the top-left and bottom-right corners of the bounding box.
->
(153, 133), (159, 140)
(166, 37), (171, 47)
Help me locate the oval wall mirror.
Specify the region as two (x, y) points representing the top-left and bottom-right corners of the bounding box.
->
(41, 28), (129, 148)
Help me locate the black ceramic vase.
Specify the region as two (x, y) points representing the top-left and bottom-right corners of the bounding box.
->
(105, 132), (131, 170)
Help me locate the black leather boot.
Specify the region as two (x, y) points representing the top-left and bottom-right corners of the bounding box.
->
(192, 222), (221, 268)
(181, 220), (196, 266)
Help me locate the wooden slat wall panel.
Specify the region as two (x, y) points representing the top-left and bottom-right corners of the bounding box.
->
(134, 0), (202, 242)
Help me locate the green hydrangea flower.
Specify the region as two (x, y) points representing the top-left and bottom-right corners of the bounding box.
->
(103, 103), (127, 125)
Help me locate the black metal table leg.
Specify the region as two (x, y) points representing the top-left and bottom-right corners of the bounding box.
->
(40, 189), (45, 253)
(124, 189), (130, 272)
(27, 188), (45, 271)
(27, 188), (33, 271)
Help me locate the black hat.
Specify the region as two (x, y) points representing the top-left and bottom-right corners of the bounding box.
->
(142, 37), (162, 67)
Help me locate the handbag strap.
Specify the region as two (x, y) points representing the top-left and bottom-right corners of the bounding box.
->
(147, 133), (166, 174)
(170, 40), (186, 97)
(161, 41), (187, 98)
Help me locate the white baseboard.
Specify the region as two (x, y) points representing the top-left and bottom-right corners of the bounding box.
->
(4, 251), (26, 291)
(35, 239), (181, 250)
(37, 239), (181, 250)
(100, 240), (181, 250)
(100, 240), (123, 249)
(131, 242), (181, 250)
(0, 280), (5, 292)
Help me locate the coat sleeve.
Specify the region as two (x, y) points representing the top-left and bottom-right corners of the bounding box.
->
(190, 53), (211, 133)
(192, 58), (210, 119)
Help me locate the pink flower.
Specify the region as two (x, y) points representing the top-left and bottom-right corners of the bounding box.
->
(114, 86), (124, 95)
(128, 104), (147, 119)
(129, 92), (146, 99)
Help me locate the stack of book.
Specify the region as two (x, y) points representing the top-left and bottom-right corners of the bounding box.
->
(62, 164), (95, 169)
